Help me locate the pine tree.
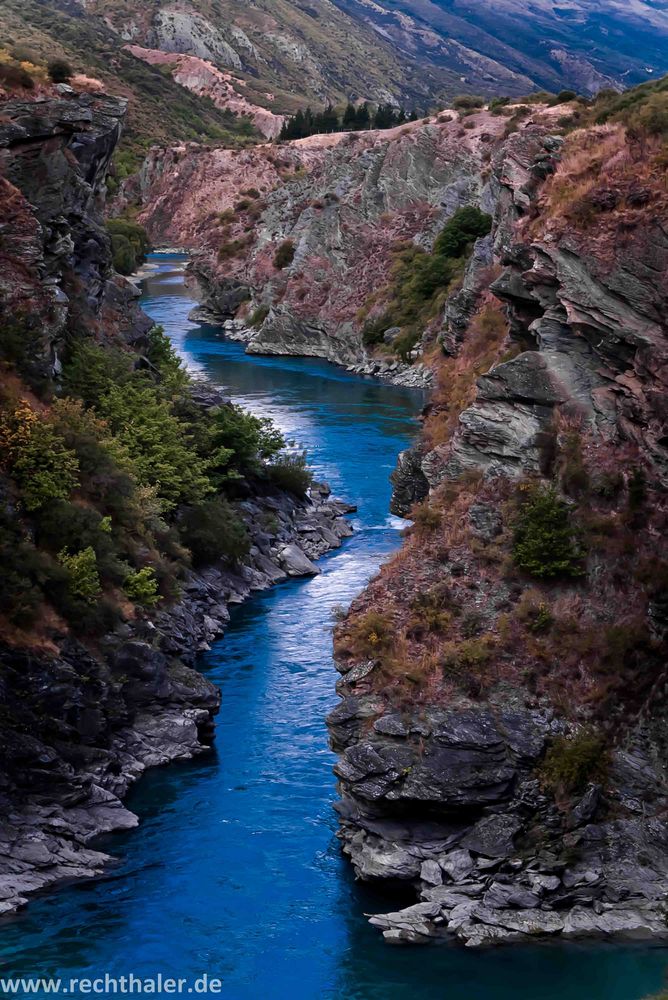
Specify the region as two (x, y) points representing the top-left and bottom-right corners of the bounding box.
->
(355, 102), (371, 129)
(342, 102), (357, 130)
(321, 103), (339, 132)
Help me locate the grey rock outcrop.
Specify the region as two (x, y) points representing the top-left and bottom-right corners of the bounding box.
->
(0, 480), (354, 915)
(0, 93), (151, 378)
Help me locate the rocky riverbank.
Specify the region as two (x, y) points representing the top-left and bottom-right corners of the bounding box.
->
(327, 109), (668, 946)
(0, 87), (357, 917)
(0, 478), (354, 917)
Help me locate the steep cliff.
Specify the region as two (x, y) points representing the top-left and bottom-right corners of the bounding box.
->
(0, 92), (151, 379)
(0, 91), (354, 914)
(133, 109), (517, 376)
(328, 98), (668, 946)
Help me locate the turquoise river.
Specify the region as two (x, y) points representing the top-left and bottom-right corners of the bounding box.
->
(1, 255), (666, 999)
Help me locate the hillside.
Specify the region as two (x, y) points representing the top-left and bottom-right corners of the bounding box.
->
(54, 0), (668, 104)
(0, 0), (260, 170)
(338, 0), (668, 96)
(1, 0), (665, 172)
(325, 78), (668, 946)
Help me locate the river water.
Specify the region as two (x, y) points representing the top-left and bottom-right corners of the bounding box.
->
(2, 255), (666, 999)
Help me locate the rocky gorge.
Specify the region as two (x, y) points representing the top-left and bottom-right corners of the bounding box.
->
(125, 108), (518, 381)
(1, 56), (668, 990)
(327, 100), (668, 947)
(0, 90), (356, 915)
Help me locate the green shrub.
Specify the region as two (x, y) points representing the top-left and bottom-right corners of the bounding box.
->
(273, 239), (296, 269)
(47, 59), (73, 83)
(124, 566), (160, 606)
(557, 90), (578, 103)
(267, 453), (312, 495)
(0, 401), (79, 511)
(62, 341), (133, 408)
(541, 731), (608, 795)
(218, 239), (248, 261)
(249, 304), (270, 328)
(342, 610), (394, 658)
(179, 497), (249, 566)
(99, 382), (211, 510)
(200, 403), (284, 487)
(58, 546), (102, 603)
(513, 484), (585, 579)
(106, 218), (150, 275)
(0, 512), (46, 628)
(0, 316), (50, 393)
(433, 206), (493, 259)
(0, 63), (34, 89)
(452, 95), (484, 110)
(636, 93), (668, 136)
(360, 206), (491, 361)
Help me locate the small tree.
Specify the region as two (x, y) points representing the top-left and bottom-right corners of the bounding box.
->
(58, 546), (101, 603)
(0, 401), (79, 511)
(124, 567), (160, 606)
(513, 484), (585, 579)
(48, 60), (74, 83)
(273, 239), (295, 269)
(179, 497), (250, 566)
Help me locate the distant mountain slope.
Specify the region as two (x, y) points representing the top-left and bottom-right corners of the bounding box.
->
(0, 0), (260, 162)
(339, 0), (668, 94)
(79, 0), (529, 107)
(66, 0), (668, 102)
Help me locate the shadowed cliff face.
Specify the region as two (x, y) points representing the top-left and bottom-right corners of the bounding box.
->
(0, 90), (355, 916)
(327, 117), (668, 947)
(133, 110), (514, 368)
(0, 93), (151, 378)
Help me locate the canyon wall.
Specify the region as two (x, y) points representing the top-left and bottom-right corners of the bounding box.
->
(327, 118), (668, 946)
(132, 110), (514, 377)
(0, 92), (354, 915)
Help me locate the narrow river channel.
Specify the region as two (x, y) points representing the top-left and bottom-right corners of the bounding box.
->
(2, 255), (665, 1000)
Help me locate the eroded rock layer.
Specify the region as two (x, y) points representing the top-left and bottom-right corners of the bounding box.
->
(328, 116), (668, 947)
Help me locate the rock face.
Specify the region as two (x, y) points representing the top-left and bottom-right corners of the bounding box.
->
(0, 480), (354, 916)
(136, 111), (507, 369)
(125, 45), (285, 139)
(0, 92), (151, 378)
(329, 117), (668, 946)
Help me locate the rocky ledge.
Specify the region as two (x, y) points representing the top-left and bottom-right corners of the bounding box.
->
(328, 686), (668, 948)
(0, 481), (354, 916)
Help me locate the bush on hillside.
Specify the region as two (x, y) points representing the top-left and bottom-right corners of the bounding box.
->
(273, 239), (296, 269)
(99, 382), (211, 510)
(266, 453), (312, 496)
(452, 95), (484, 110)
(179, 497), (249, 566)
(123, 566), (160, 606)
(62, 341), (133, 408)
(0, 400), (79, 511)
(106, 218), (150, 276)
(47, 59), (73, 83)
(541, 731), (608, 795)
(433, 206), (493, 259)
(0, 63), (35, 89)
(513, 484), (585, 579)
(57, 546), (102, 603)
